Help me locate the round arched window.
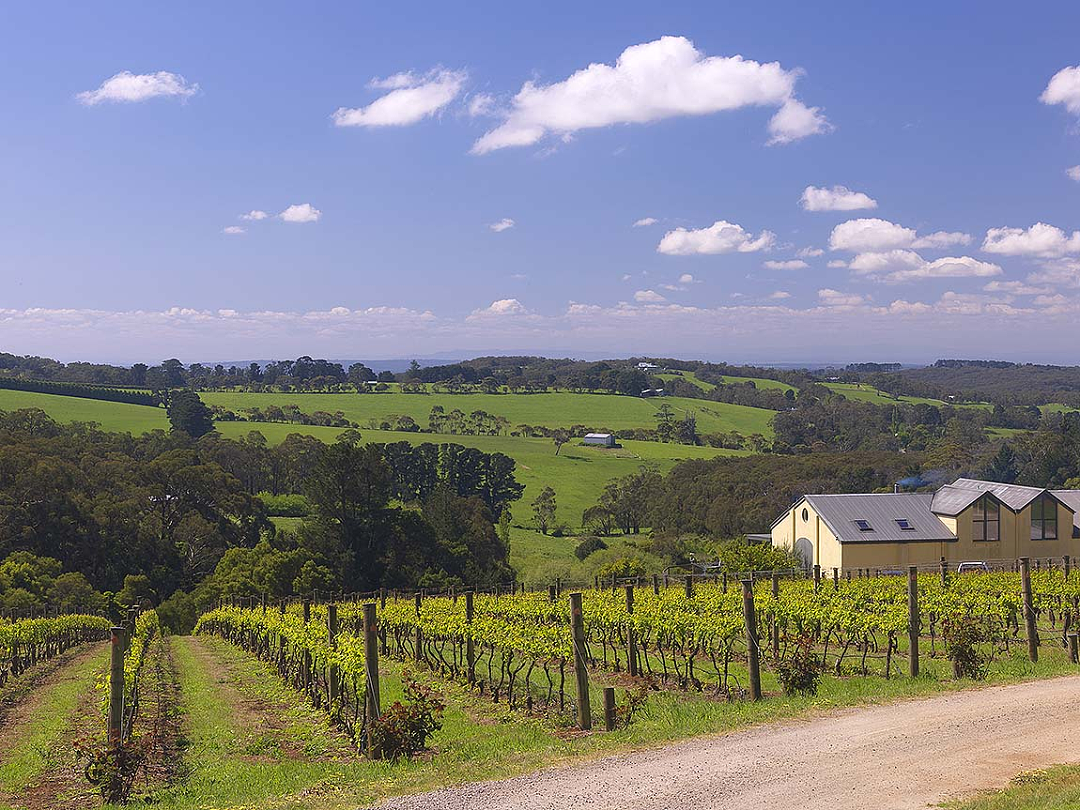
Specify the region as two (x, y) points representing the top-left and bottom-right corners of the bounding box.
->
(801, 508), (809, 522)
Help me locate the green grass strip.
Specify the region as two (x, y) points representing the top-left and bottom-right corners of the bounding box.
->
(0, 644), (109, 796)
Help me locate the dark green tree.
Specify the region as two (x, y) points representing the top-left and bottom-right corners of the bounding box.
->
(167, 389), (215, 437)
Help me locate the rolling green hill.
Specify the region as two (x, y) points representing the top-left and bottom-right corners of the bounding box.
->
(821, 382), (990, 410)
(0, 387), (746, 530)
(657, 371), (795, 394)
(200, 390), (776, 437)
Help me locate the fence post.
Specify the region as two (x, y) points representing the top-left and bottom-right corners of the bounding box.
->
(625, 585), (638, 677)
(832, 567), (839, 591)
(770, 572), (780, 659)
(465, 591), (476, 684)
(302, 600), (312, 694)
(652, 574), (659, 595)
(108, 625), (126, 748)
(414, 592), (423, 663)
(684, 574), (693, 599)
(1020, 557), (1038, 662)
(327, 604), (340, 711)
(907, 566), (920, 678)
(1066, 556), (1072, 580)
(603, 687), (616, 732)
(548, 584), (557, 603)
(569, 592), (591, 730)
(362, 603), (380, 755)
(556, 577), (561, 597)
(940, 557), (948, 588)
(813, 564), (821, 593)
(741, 580), (762, 701)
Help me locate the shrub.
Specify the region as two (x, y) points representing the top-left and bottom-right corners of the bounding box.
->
(597, 557), (648, 581)
(574, 536), (608, 561)
(775, 632), (821, 696)
(367, 671), (445, 760)
(942, 615), (992, 680)
(257, 492), (312, 517)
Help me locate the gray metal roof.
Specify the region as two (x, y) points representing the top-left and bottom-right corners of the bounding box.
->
(946, 478), (1046, 512)
(930, 484), (985, 516)
(803, 493), (955, 543)
(1052, 490), (1080, 530)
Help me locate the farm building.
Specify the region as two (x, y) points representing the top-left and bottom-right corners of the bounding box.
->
(770, 478), (1080, 570)
(582, 433), (616, 448)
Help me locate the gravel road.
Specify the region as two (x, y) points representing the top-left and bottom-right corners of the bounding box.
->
(368, 675), (1080, 810)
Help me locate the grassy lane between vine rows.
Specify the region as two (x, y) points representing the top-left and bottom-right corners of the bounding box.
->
(943, 766), (1080, 810)
(115, 634), (1080, 810)
(0, 643), (110, 810)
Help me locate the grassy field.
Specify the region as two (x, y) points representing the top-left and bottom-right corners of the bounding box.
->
(215, 420), (744, 528)
(945, 766), (1080, 810)
(656, 370), (794, 394)
(822, 382), (991, 410)
(0, 388), (744, 533)
(0, 387), (170, 433)
(200, 390), (775, 437)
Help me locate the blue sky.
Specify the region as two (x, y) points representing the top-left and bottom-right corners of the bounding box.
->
(2, 1), (1080, 364)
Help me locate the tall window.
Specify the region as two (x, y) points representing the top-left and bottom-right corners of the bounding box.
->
(973, 494), (1000, 542)
(1031, 494), (1058, 541)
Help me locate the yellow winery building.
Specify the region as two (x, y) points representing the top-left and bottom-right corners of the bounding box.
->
(770, 478), (1080, 571)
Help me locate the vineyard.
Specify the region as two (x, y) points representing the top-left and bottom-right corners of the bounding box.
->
(3, 561), (1080, 809)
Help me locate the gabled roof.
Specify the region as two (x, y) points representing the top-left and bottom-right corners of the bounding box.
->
(784, 493), (955, 543)
(932, 478), (1068, 515)
(1052, 490), (1080, 531)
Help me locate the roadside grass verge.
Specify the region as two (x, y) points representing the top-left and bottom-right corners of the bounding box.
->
(120, 634), (1080, 810)
(943, 765), (1080, 810)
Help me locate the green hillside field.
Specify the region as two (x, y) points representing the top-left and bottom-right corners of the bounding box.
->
(656, 371), (795, 393)
(0, 387), (745, 530)
(821, 382), (990, 410)
(199, 390), (775, 437)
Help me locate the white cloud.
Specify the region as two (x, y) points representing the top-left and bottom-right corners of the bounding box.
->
(222, 226), (245, 235)
(800, 185), (877, 212)
(279, 203), (322, 223)
(768, 290), (791, 300)
(1028, 258), (1080, 287)
(827, 260), (848, 268)
(796, 247), (824, 258)
(911, 231), (972, 249)
(621, 273), (632, 281)
(848, 249), (1001, 283)
(1041, 66), (1080, 115)
(763, 259), (808, 270)
(818, 288), (868, 308)
(828, 217), (970, 253)
(471, 36), (829, 154)
(657, 220), (775, 255)
(77, 71), (198, 105)
(633, 217), (658, 227)
(634, 289), (666, 303)
(982, 223), (1080, 258)
(1068, 166), (1080, 182)
(678, 273), (696, 284)
(469, 298), (528, 319)
(241, 210), (269, 221)
(983, 280), (1051, 296)
(467, 93), (496, 117)
(489, 218), (515, 232)
(766, 99), (832, 145)
(829, 218), (916, 252)
(333, 69), (466, 127)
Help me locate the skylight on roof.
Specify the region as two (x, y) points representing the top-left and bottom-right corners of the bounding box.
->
(895, 518), (915, 531)
(853, 519), (874, 532)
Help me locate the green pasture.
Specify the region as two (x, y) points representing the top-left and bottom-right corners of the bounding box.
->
(199, 390), (775, 438)
(0, 388), (169, 433)
(822, 382), (990, 410)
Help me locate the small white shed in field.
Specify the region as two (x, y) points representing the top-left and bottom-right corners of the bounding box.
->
(583, 433), (616, 448)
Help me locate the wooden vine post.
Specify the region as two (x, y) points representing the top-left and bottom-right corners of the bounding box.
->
(327, 604), (340, 710)
(684, 574), (693, 599)
(907, 565), (920, 678)
(302, 600), (313, 695)
(1069, 631), (1079, 665)
(770, 572), (780, 659)
(603, 687), (616, 732)
(569, 592), (591, 730)
(625, 584), (638, 677)
(362, 602), (380, 741)
(107, 624), (126, 749)
(414, 592), (423, 663)
(741, 579), (762, 701)
(1020, 557), (1038, 663)
(465, 591), (476, 683)
(813, 564), (821, 593)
